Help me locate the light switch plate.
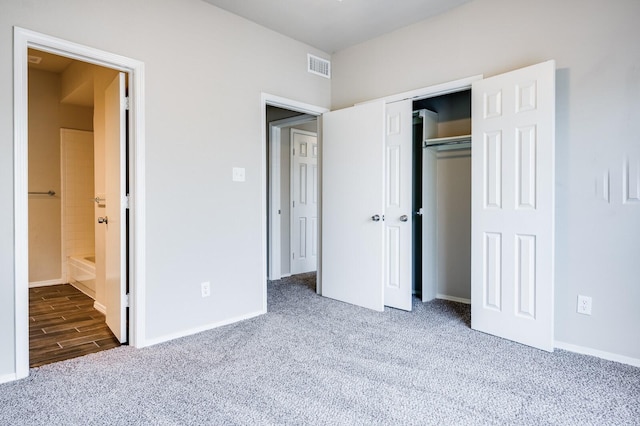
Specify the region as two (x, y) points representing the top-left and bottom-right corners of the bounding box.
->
(232, 167), (245, 182)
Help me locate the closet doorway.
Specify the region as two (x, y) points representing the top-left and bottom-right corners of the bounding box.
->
(320, 61), (556, 351)
(413, 90), (472, 305)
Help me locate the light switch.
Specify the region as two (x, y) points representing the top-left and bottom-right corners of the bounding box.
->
(232, 167), (245, 182)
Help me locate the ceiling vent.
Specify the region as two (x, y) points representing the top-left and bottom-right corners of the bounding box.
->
(308, 54), (331, 79)
(28, 55), (42, 64)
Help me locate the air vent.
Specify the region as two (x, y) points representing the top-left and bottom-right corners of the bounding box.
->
(308, 54), (331, 79)
(28, 55), (42, 64)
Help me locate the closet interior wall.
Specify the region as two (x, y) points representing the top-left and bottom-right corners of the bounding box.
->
(413, 90), (472, 302)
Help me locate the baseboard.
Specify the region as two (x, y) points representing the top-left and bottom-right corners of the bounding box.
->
(555, 341), (640, 368)
(0, 372), (18, 384)
(29, 278), (64, 288)
(93, 301), (107, 315)
(69, 282), (95, 300)
(436, 293), (471, 305)
(143, 309), (266, 347)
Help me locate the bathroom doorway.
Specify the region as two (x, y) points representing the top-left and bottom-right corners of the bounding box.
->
(26, 48), (126, 366)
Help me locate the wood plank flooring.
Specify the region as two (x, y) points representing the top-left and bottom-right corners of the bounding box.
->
(29, 284), (120, 367)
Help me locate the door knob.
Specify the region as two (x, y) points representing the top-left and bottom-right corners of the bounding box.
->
(371, 214), (381, 222)
(98, 216), (108, 224)
(400, 215), (409, 222)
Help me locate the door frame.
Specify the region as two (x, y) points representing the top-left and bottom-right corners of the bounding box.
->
(13, 27), (147, 380)
(261, 93), (327, 309)
(268, 115), (316, 280)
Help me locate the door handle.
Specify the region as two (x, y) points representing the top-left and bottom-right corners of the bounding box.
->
(98, 216), (108, 224)
(371, 214), (381, 222)
(400, 215), (409, 222)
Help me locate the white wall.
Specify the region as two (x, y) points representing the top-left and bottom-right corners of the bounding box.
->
(332, 0), (640, 360)
(0, 0), (330, 379)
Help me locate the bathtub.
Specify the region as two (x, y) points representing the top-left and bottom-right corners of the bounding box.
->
(68, 255), (96, 299)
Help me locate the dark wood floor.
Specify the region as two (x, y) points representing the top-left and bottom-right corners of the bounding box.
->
(29, 284), (120, 367)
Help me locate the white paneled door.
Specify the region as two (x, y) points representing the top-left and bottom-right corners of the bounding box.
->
(291, 129), (318, 274)
(104, 72), (128, 343)
(322, 101), (386, 311)
(322, 100), (414, 312)
(471, 60), (556, 351)
(383, 100), (413, 311)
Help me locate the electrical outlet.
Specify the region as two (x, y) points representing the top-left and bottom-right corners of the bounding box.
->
(577, 295), (592, 315)
(201, 281), (211, 298)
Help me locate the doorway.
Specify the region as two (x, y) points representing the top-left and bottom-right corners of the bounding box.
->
(413, 89), (472, 305)
(13, 27), (146, 379)
(261, 94), (327, 308)
(27, 49), (125, 366)
(266, 107), (318, 280)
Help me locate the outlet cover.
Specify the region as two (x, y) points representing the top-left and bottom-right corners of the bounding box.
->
(201, 281), (211, 298)
(577, 295), (592, 315)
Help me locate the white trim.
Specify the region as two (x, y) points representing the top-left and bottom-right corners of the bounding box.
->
(0, 373), (19, 385)
(14, 27), (30, 382)
(261, 93), (328, 310)
(29, 279), (64, 288)
(555, 341), (640, 368)
(436, 294), (471, 305)
(144, 310), (265, 347)
(93, 301), (107, 315)
(13, 27), (147, 382)
(269, 124), (282, 280)
(356, 75), (483, 106)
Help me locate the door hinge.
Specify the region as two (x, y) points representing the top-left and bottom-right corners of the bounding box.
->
(293, 148), (295, 156)
(293, 201), (295, 208)
(278, 209), (281, 214)
(292, 253), (295, 259)
(124, 293), (130, 308)
(124, 96), (130, 111)
(124, 194), (130, 209)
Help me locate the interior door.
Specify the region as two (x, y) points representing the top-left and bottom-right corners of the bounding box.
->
(291, 129), (318, 274)
(322, 101), (385, 311)
(471, 60), (555, 351)
(383, 100), (413, 311)
(104, 72), (127, 343)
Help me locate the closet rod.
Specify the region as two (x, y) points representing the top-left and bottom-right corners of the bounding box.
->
(28, 190), (56, 196)
(423, 139), (471, 149)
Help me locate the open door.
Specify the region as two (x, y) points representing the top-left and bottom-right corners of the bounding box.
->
(104, 72), (128, 343)
(383, 100), (413, 311)
(471, 60), (555, 351)
(322, 101), (385, 311)
(291, 129), (318, 274)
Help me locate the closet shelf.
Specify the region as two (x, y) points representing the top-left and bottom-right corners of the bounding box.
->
(423, 134), (472, 151)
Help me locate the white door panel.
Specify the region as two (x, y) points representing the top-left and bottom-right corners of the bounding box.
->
(384, 100), (413, 311)
(104, 72), (127, 343)
(471, 60), (555, 351)
(322, 102), (385, 311)
(291, 129), (318, 274)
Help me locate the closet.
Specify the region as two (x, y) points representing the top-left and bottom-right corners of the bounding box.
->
(412, 90), (472, 303)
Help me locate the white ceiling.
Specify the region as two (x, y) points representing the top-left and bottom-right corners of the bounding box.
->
(201, 0), (471, 53)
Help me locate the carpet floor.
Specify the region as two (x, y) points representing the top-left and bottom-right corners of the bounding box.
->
(1, 273), (638, 425)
